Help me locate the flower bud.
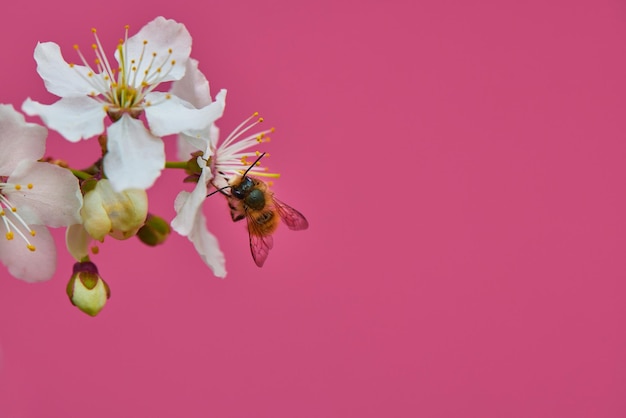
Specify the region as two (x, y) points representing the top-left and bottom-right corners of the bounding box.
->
(81, 179), (148, 241)
(137, 214), (171, 246)
(66, 262), (110, 317)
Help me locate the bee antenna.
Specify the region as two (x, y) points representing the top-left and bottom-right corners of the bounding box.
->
(242, 152), (266, 178)
(206, 185), (231, 198)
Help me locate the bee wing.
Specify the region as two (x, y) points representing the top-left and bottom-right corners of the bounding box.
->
(273, 198), (309, 231)
(247, 219), (274, 267)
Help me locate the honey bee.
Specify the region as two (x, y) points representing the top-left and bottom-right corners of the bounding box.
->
(208, 152), (308, 267)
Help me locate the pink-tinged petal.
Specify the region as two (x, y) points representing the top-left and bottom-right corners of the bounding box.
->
(144, 90), (226, 136)
(66, 224), (92, 261)
(32, 42), (95, 97)
(119, 17), (191, 84)
(174, 191), (226, 278)
(171, 169), (211, 236)
(22, 97), (105, 142)
(6, 160), (82, 227)
(0, 224), (56, 283)
(103, 115), (165, 191)
(0, 104), (47, 175)
(170, 58), (212, 108)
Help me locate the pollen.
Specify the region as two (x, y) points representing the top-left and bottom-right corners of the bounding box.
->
(27, 244), (36, 252)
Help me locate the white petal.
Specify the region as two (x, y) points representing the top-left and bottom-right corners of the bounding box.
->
(0, 104), (47, 174)
(32, 42), (96, 97)
(177, 132), (206, 159)
(171, 169), (211, 236)
(66, 224), (92, 261)
(0, 224), (56, 283)
(22, 97), (105, 142)
(170, 58), (212, 108)
(144, 90), (226, 136)
(119, 17), (191, 85)
(175, 191), (226, 278)
(6, 160), (82, 227)
(103, 115), (165, 191)
(178, 117), (222, 161)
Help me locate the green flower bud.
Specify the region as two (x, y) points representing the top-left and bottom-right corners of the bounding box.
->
(66, 262), (111, 317)
(81, 179), (148, 241)
(137, 214), (171, 246)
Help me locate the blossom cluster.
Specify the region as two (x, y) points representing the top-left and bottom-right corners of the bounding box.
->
(2, 17), (299, 316)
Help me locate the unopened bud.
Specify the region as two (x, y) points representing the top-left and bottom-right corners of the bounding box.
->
(81, 179), (148, 241)
(137, 214), (171, 246)
(66, 262), (111, 317)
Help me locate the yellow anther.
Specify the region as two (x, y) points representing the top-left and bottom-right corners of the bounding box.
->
(69, 63), (75, 68)
(145, 101), (152, 106)
(104, 75), (110, 81)
(27, 244), (36, 252)
(14, 184), (21, 191)
(125, 24), (130, 30)
(265, 137), (271, 142)
(171, 60), (176, 65)
(168, 48), (173, 53)
(27, 184), (33, 189)
(94, 58), (101, 65)
(253, 112), (259, 117)
(258, 117), (264, 123)
(152, 52), (157, 57)
(132, 66), (137, 71)
(165, 94), (171, 99)
(73, 44), (79, 50)
(156, 68), (162, 73)
(91, 28), (97, 33)
(255, 151), (261, 156)
(6, 232), (13, 240)
(270, 127), (276, 133)
(92, 44), (98, 50)
(143, 40), (148, 45)
(30, 230), (36, 237)
(118, 39), (124, 45)
(0, 211), (4, 216)
(87, 72), (94, 77)
(267, 181), (274, 187)
(91, 245), (100, 255)
(11, 207), (17, 212)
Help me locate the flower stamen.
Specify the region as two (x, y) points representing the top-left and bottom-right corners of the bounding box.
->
(0, 184), (37, 251)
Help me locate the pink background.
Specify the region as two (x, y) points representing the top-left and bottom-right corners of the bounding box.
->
(1, 0), (626, 416)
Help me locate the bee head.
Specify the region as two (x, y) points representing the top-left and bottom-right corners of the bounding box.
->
(206, 152), (267, 198)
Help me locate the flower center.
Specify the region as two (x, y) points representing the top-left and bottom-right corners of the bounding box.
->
(70, 26), (178, 120)
(0, 180), (37, 251)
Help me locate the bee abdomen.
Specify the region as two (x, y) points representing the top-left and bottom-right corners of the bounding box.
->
(255, 211), (274, 225)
